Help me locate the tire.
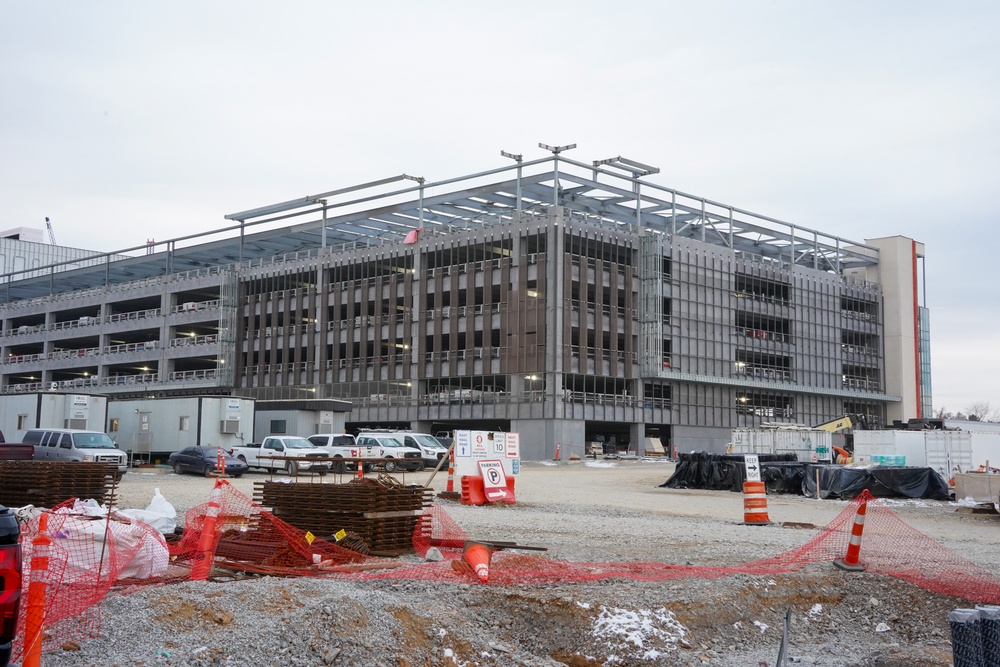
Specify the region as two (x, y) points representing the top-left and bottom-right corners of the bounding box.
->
(173, 463), (184, 475)
(362, 462), (374, 473)
(383, 459), (397, 473)
(416, 461), (426, 472)
(318, 469), (328, 478)
(203, 465), (213, 478)
(238, 455), (248, 463)
(333, 457), (346, 474)
(287, 460), (299, 476)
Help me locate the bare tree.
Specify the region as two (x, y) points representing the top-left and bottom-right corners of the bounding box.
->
(965, 402), (998, 422)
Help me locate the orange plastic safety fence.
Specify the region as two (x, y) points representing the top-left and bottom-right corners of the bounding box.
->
(12, 487), (1000, 662)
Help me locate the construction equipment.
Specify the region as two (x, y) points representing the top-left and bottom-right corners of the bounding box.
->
(813, 414), (870, 433)
(44, 217), (57, 245)
(812, 415), (870, 463)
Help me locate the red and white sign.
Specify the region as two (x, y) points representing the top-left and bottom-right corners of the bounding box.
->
(505, 432), (520, 458)
(478, 459), (509, 502)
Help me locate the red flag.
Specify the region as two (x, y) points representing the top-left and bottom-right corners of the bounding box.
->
(403, 227), (423, 244)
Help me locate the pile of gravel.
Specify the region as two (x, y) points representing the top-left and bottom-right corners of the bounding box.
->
(16, 461), (977, 666)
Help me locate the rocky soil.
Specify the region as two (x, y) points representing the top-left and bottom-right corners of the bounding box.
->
(22, 459), (998, 667)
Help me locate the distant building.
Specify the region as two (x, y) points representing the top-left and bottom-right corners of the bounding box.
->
(0, 226), (126, 282)
(0, 153), (931, 458)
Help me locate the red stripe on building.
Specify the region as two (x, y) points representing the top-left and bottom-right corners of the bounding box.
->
(912, 241), (921, 419)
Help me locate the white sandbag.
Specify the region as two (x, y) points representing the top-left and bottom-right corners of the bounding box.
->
(47, 514), (169, 581)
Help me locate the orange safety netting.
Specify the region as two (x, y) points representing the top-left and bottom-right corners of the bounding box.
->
(10, 483), (1000, 662)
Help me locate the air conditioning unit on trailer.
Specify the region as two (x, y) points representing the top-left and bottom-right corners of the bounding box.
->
(220, 419), (240, 434)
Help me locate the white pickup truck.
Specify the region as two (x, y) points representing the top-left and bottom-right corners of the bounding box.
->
(307, 434), (380, 473)
(229, 436), (331, 476)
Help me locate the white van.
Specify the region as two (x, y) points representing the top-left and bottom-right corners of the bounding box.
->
(369, 431), (449, 469)
(24, 429), (128, 474)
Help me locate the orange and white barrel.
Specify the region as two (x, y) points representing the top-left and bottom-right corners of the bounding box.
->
(742, 481), (770, 525)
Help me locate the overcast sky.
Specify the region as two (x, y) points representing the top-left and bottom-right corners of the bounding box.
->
(2, 2), (997, 417)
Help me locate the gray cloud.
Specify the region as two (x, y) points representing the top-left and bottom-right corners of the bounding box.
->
(2, 1), (997, 414)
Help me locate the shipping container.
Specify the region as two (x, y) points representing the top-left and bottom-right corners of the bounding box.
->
(853, 430), (1000, 478)
(854, 431), (926, 466)
(730, 428), (833, 462)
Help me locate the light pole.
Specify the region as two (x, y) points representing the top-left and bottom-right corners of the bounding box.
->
(500, 150), (523, 216)
(525, 374), (540, 402)
(539, 143), (576, 206)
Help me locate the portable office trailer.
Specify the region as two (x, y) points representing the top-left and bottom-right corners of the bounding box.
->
(730, 428), (833, 462)
(252, 399), (352, 442)
(107, 396), (255, 463)
(0, 392), (108, 439)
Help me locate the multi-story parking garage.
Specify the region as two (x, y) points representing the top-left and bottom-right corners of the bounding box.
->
(0, 150), (931, 459)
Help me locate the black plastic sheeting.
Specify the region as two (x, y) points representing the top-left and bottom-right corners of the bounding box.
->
(660, 451), (951, 500)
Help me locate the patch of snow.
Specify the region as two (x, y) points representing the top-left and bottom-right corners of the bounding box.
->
(592, 606), (687, 661)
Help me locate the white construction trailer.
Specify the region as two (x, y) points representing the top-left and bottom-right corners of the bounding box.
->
(106, 395), (255, 464)
(0, 391), (108, 439)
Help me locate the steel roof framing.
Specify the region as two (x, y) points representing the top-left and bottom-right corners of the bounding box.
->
(1, 152), (878, 305)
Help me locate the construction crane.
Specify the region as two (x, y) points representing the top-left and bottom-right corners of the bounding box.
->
(44, 217), (57, 245)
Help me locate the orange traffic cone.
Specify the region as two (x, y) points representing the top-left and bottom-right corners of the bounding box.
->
(834, 495), (868, 572)
(22, 513), (51, 667)
(462, 541), (494, 583)
(191, 478), (225, 581)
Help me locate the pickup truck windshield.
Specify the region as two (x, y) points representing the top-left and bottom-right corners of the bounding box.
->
(74, 433), (118, 449)
(282, 438), (315, 449)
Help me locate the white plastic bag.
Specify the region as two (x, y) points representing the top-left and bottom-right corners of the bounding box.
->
(117, 488), (177, 535)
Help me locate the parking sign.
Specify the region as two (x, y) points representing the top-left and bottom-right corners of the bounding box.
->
(478, 460), (509, 502)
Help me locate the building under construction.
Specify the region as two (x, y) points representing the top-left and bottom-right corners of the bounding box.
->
(0, 149), (931, 458)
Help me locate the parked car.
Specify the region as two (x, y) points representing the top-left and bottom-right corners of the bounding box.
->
(0, 503), (20, 667)
(168, 446), (248, 478)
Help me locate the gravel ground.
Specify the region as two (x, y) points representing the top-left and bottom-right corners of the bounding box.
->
(17, 459), (998, 667)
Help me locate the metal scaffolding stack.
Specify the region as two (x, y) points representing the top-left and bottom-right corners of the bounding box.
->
(0, 461), (119, 508)
(253, 475), (435, 556)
